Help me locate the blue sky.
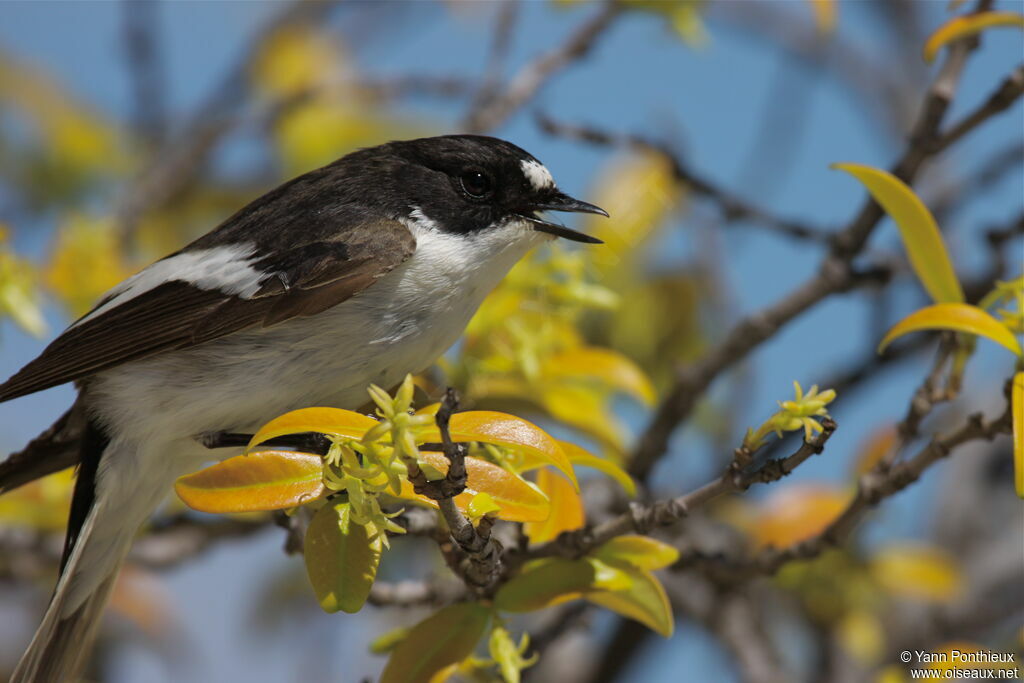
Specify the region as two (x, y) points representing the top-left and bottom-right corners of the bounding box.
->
(0, 2), (1021, 681)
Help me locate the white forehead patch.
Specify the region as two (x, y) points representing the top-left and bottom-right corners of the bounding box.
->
(520, 159), (554, 191)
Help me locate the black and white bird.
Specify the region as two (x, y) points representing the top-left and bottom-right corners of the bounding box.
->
(1, 134), (606, 682)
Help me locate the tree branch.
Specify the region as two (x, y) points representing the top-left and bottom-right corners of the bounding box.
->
(515, 419), (836, 567)
(935, 63), (1024, 155)
(682, 397), (1013, 580)
(629, 16), (989, 481)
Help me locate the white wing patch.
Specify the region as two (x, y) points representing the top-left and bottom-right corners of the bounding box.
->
(520, 159), (554, 191)
(72, 244), (266, 328)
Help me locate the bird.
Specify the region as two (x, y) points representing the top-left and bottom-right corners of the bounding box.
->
(1, 134), (607, 682)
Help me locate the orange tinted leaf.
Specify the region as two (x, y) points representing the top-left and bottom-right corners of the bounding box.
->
(381, 602), (491, 683)
(1014, 373), (1024, 498)
(397, 452), (550, 523)
(559, 441), (637, 497)
(495, 559), (595, 612)
(305, 501), (381, 614)
(108, 567), (176, 641)
(593, 535), (679, 571)
(421, 411), (578, 489)
(807, 0), (837, 35)
(870, 544), (963, 604)
(586, 565), (674, 637)
(247, 407), (378, 451)
(174, 450), (324, 513)
(524, 468), (585, 544)
(923, 12), (1024, 62)
(542, 347), (656, 405)
(751, 485), (849, 548)
(851, 424), (897, 477)
(833, 164), (962, 304)
(878, 303), (1021, 355)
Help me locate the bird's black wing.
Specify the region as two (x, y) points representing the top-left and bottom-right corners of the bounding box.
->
(0, 219), (416, 402)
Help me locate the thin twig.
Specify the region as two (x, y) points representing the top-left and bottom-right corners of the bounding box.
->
(934, 64), (1024, 155)
(536, 113), (832, 243)
(516, 419), (836, 567)
(463, 2), (621, 133)
(405, 389), (503, 592)
(683, 398), (1013, 580)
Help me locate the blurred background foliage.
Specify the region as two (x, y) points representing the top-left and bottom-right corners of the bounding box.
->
(0, 1), (1021, 682)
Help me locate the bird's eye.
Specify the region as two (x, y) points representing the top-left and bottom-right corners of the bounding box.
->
(460, 170), (493, 198)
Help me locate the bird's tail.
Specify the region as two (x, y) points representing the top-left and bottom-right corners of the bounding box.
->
(10, 503), (134, 682)
(11, 432), (167, 683)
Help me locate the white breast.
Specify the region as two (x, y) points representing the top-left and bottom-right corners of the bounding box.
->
(87, 215), (547, 460)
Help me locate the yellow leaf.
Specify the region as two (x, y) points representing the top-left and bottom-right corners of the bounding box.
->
(174, 450), (324, 513)
(45, 214), (132, 317)
(247, 407), (378, 451)
(585, 565), (674, 637)
(923, 11), (1024, 63)
(396, 452), (550, 523)
(833, 163), (963, 304)
(304, 501), (381, 613)
(625, 0), (709, 47)
(541, 384), (627, 454)
(0, 468), (74, 530)
(523, 468), (585, 544)
(559, 440), (637, 498)
(0, 240), (47, 337)
(836, 609), (885, 665)
(250, 25), (346, 99)
(808, 0), (837, 35)
(420, 411), (578, 489)
(542, 346), (656, 405)
(381, 602), (491, 683)
(581, 151), (682, 271)
(1013, 372), (1023, 498)
(467, 492), (501, 520)
(878, 303), (1021, 356)
(494, 558), (595, 612)
(593, 535), (679, 571)
(870, 544), (963, 603)
(750, 485), (849, 548)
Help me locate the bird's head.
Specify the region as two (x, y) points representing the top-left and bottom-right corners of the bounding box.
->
(375, 134), (607, 244)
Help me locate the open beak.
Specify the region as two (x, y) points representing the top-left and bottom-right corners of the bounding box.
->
(518, 191), (608, 244)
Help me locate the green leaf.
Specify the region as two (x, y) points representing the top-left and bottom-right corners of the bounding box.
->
(304, 501), (381, 614)
(380, 602), (491, 683)
(593, 535), (680, 571)
(585, 565), (675, 637)
(494, 559), (595, 612)
(488, 626), (536, 683)
(878, 303), (1022, 356)
(833, 163), (963, 304)
(174, 450), (324, 513)
(370, 625), (412, 655)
